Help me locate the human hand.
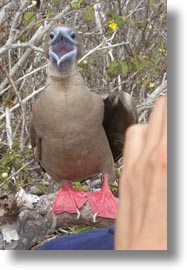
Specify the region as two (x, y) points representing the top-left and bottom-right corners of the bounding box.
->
(115, 96), (167, 250)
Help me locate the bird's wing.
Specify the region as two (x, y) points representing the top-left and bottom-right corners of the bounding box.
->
(30, 120), (42, 162)
(102, 92), (137, 162)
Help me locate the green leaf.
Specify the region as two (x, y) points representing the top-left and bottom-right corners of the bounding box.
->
(2, 182), (9, 190)
(137, 21), (147, 29)
(120, 61), (128, 74)
(148, 0), (157, 7)
(53, 0), (60, 7)
(20, 147), (31, 157)
(17, 178), (24, 187)
(23, 12), (35, 27)
(71, 0), (83, 8)
(35, 183), (47, 194)
(1, 150), (15, 166)
(108, 61), (128, 76)
(19, 34), (26, 42)
(84, 6), (94, 21)
(116, 15), (124, 27)
(126, 18), (134, 25)
(153, 56), (162, 65)
(0, 165), (6, 173)
(73, 182), (89, 191)
(108, 61), (120, 76)
(12, 141), (20, 150)
(115, 167), (120, 178)
(68, 225), (93, 234)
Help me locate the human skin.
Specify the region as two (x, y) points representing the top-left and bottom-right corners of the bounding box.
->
(115, 96), (167, 250)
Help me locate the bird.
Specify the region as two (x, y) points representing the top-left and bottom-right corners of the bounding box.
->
(30, 25), (137, 221)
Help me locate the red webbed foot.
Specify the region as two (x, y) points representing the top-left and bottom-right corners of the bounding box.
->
(52, 182), (87, 218)
(87, 175), (118, 222)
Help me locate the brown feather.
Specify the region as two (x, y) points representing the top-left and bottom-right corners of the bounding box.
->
(102, 92), (137, 162)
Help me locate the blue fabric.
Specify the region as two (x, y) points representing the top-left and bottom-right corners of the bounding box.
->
(40, 226), (114, 250)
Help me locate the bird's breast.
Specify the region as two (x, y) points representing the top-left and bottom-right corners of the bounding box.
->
(33, 87), (103, 138)
(32, 88), (108, 181)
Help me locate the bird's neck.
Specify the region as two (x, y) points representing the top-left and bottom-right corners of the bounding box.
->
(47, 62), (79, 80)
(46, 63), (90, 95)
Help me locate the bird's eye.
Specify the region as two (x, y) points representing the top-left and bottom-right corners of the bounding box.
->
(71, 32), (76, 39)
(50, 32), (55, 39)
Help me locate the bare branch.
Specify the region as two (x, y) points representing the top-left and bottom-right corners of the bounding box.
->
(6, 1), (28, 46)
(0, 61), (26, 149)
(1, 64), (47, 93)
(0, 42), (44, 56)
(78, 29), (119, 63)
(0, 160), (34, 188)
(0, 4), (71, 96)
(0, 86), (45, 120)
(5, 107), (13, 149)
(137, 80), (167, 122)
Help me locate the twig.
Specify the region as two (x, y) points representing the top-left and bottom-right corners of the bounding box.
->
(162, 72), (167, 83)
(1, 64), (47, 94)
(0, 2), (16, 25)
(0, 86), (45, 120)
(94, 1), (106, 33)
(5, 107), (13, 149)
(96, 41), (129, 51)
(144, 80), (167, 104)
(78, 28), (118, 63)
(0, 61), (26, 150)
(137, 80), (167, 110)
(137, 80), (167, 122)
(138, 110), (149, 123)
(78, 39), (106, 64)
(0, 43), (44, 56)
(6, 1), (28, 46)
(127, 0), (145, 18)
(0, 4), (71, 96)
(0, 49), (33, 96)
(0, 160), (34, 188)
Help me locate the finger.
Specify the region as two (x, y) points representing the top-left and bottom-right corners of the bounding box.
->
(144, 96), (166, 152)
(156, 96), (167, 166)
(152, 96), (167, 177)
(116, 124), (148, 249)
(123, 124), (147, 173)
(160, 96), (167, 143)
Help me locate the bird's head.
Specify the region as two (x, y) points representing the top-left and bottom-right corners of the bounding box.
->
(43, 26), (81, 73)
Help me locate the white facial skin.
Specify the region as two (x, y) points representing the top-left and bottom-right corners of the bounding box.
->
(48, 26), (77, 72)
